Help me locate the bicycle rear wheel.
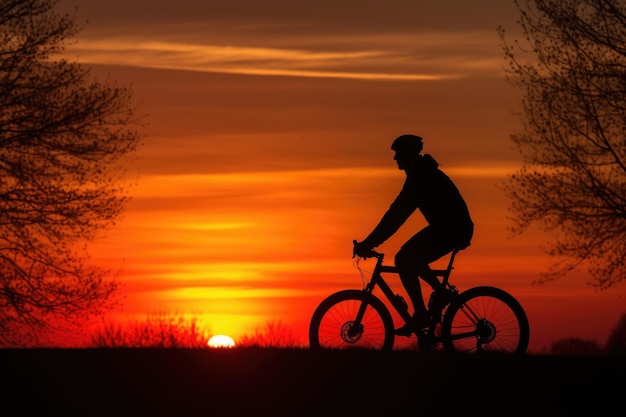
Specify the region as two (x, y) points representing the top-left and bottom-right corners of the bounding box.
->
(309, 290), (395, 351)
(441, 286), (530, 354)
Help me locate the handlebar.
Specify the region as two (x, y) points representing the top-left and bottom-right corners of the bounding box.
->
(352, 239), (383, 260)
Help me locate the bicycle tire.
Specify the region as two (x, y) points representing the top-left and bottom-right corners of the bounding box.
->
(440, 286), (530, 354)
(309, 290), (395, 351)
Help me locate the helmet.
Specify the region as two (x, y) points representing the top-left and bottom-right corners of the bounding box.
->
(391, 134), (423, 153)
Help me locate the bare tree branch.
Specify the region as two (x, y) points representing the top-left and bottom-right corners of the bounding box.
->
(0, 0), (143, 346)
(499, 0), (626, 289)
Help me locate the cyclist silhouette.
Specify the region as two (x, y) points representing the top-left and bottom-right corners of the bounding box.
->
(353, 134), (474, 337)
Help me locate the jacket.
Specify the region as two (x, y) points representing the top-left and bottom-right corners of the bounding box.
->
(363, 154), (474, 248)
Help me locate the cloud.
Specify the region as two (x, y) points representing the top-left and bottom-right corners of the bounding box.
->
(129, 166), (515, 201)
(65, 28), (503, 81)
(61, 0), (518, 82)
(65, 39), (452, 80)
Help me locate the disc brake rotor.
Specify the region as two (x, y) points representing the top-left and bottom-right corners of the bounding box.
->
(340, 321), (363, 344)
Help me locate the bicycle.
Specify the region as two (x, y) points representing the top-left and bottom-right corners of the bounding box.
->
(309, 243), (530, 354)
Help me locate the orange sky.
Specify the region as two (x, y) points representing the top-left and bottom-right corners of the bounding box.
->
(58, 0), (624, 352)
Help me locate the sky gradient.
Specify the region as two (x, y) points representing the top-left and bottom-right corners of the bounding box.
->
(57, 0), (625, 351)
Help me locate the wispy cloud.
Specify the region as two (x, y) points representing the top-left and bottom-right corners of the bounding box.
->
(65, 30), (502, 81)
(129, 166), (516, 202)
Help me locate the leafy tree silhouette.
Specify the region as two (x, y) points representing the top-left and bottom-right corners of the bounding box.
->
(0, 0), (142, 346)
(548, 337), (603, 355)
(547, 311), (626, 355)
(606, 311), (626, 354)
(499, 0), (626, 289)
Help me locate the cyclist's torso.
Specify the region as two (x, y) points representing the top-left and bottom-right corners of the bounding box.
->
(365, 154), (474, 247)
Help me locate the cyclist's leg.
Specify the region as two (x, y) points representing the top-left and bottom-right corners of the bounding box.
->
(395, 226), (452, 325)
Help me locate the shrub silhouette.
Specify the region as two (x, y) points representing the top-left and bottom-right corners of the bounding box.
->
(606, 311), (626, 355)
(548, 337), (603, 355)
(237, 320), (303, 348)
(85, 313), (305, 349)
(86, 311), (209, 348)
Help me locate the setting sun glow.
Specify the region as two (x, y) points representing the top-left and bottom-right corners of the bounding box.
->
(208, 335), (236, 349)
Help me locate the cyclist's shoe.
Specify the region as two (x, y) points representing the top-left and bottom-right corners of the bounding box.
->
(394, 315), (430, 337)
(428, 288), (456, 311)
(394, 323), (414, 337)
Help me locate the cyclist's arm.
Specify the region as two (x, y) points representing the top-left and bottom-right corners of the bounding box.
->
(361, 187), (417, 248)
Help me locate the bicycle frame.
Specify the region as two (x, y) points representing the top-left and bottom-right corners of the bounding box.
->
(355, 249), (460, 329)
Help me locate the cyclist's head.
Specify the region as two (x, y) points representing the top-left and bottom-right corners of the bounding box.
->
(392, 134), (424, 171)
(391, 134), (423, 154)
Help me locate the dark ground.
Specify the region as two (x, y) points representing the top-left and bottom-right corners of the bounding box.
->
(2, 348), (625, 417)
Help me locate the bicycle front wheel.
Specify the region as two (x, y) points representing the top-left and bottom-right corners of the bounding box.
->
(441, 286), (530, 354)
(309, 290), (395, 351)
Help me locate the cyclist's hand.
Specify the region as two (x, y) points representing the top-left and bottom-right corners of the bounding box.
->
(353, 240), (376, 259)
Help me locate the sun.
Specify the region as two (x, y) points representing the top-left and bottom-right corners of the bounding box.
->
(207, 334), (236, 348)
